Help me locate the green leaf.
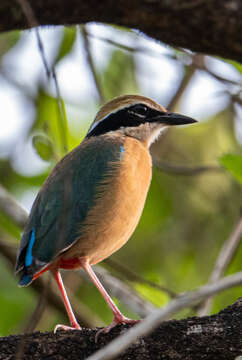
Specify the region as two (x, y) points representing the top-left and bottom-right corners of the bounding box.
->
(219, 57), (242, 73)
(135, 282), (169, 307)
(32, 134), (54, 161)
(226, 60), (242, 73)
(220, 154), (242, 183)
(101, 49), (138, 100)
(33, 89), (68, 158)
(0, 31), (21, 60)
(55, 27), (77, 64)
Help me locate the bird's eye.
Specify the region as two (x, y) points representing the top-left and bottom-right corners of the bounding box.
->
(132, 104), (148, 116)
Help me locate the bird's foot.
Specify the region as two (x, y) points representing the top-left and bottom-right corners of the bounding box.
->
(95, 315), (140, 342)
(54, 322), (81, 333)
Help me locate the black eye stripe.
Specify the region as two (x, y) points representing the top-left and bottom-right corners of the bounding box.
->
(87, 104), (165, 137)
(87, 109), (141, 137)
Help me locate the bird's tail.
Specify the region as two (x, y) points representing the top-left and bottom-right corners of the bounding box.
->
(18, 269), (34, 287)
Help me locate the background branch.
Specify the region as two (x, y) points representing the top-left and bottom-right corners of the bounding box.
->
(16, 0), (69, 155)
(0, 185), (27, 229)
(154, 161), (222, 176)
(105, 258), (177, 298)
(197, 215), (242, 316)
(81, 25), (105, 104)
(166, 54), (201, 112)
(2, 0), (242, 62)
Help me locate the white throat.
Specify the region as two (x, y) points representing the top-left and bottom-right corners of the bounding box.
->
(148, 125), (168, 147)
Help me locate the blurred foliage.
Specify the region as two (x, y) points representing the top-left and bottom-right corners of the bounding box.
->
(54, 27), (77, 64)
(0, 31), (20, 61)
(34, 89), (68, 159)
(226, 59), (242, 74)
(0, 25), (242, 336)
(100, 49), (138, 100)
(32, 134), (55, 161)
(220, 154), (242, 183)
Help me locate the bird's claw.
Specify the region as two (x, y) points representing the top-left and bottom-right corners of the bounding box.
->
(95, 316), (140, 342)
(54, 323), (81, 333)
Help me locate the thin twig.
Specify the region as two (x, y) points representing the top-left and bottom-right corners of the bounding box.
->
(35, 28), (51, 79)
(197, 215), (242, 316)
(15, 0), (50, 78)
(193, 55), (242, 87)
(166, 54), (202, 111)
(86, 271), (242, 360)
(105, 258), (177, 298)
(176, 48), (241, 87)
(15, 0), (38, 27)
(24, 275), (50, 333)
(16, 0), (68, 155)
(231, 93), (242, 106)
(154, 161), (223, 176)
(81, 39), (239, 97)
(0, 184), (28, 228)
(80, 25), (105, 104)
(86, 31), (175, 61)
(205, 65), (242, 87)
(15, 275), (50, 360)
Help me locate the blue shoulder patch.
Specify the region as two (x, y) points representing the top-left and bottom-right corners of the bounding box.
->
(25, 228), (35, 267)
(120, 145), (125, 160)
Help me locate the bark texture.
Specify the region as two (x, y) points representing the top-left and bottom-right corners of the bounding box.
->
(1, 0), (242, 62)
(1, 299), (242, 360)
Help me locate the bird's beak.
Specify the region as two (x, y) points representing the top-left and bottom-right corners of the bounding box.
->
(152, 112), (197, 126)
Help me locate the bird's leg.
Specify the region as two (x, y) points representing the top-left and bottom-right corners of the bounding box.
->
(52, 269), (81, 332)
(80, 259), (140, 337)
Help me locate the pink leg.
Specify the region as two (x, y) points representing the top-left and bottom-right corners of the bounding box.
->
(81, 259), (140, 336)
(52, 270), (81, 331)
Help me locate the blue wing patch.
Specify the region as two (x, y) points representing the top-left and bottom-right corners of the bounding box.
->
(25, 228), (35, 267)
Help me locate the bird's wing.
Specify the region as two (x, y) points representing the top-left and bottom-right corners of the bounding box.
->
(15, 136), (123, 281)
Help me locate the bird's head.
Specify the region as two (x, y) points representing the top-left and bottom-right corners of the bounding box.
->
(87, 95), (197, 146)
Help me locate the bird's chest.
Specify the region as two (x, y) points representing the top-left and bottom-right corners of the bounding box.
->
(65, 137), (152, 264)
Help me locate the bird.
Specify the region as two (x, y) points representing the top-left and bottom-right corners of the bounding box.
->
(15, 94), (197, 335)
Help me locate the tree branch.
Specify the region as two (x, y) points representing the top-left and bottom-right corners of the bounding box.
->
(0, 297), (241, 360)
(2, 0), (242, 62)
(87, 273), (242, 360)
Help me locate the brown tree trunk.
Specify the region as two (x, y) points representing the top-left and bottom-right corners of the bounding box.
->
(1, 299), (242, 360)
(1, 0), (242, 62)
